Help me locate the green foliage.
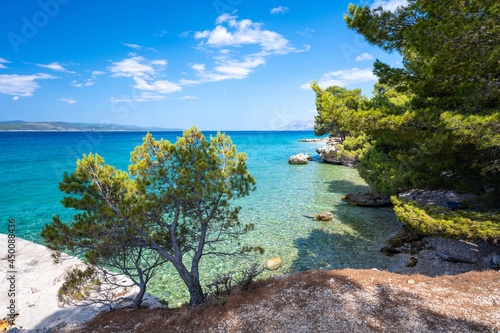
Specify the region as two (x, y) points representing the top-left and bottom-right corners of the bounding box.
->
(314, 0), (499, 196)
(392, 197), (500, 241)
(313, 84), (365, 138)
(41, 126), (258, 308)
(58, 267), (101, 306)
(205, 263), (264, 305)
(336, 133), (371, 167)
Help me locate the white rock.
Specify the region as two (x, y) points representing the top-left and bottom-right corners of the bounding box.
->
(288, 153), (310, 164)
(316, 145), (341, 164)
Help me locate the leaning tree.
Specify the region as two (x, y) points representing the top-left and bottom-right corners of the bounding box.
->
(42, 126), (260, 308)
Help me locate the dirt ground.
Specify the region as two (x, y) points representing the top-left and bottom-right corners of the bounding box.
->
(65, 268), (500, 333)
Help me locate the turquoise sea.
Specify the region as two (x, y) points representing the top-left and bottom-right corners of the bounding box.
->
(0, 131), (401, 306)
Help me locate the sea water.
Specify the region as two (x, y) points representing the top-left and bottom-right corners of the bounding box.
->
(0, 131), (401, 305)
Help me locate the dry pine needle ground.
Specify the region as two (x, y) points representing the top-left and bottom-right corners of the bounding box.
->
(71, 268), (500, 333)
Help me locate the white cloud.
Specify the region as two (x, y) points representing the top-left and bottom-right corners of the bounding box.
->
(181, 54), (267, 85)
(184, 11), (310, 86)
(186, 13), (307, 85)
(191, 63), (206, 71)
(195, 14), (299, 55)
(109, 55), (181, 100)
(0, 58), (11, 69)
(179, 96), (198, 100)
(108, 55), (166, 78)
(71, 79), (95, 87)
(122, 43), (157, 52)
(296, 28), (315, 37)
(0, 73), (56, 98)
(132, 77), (181, 94)
(33, 62), (75, 73)
(301, 67), (377, 89)
(110, 91), (166, 103)
(371, 0), (408, 11)
(270, 6), (289, 14)
(309, 109), (316, 113)
(355, 53), (374, 61)
(59, 97), (76, 104)
(153, 29), (167, 37)
(179, 30), (192, 38)
(12, 96), (19, 101)
(91, 70), (106, 76)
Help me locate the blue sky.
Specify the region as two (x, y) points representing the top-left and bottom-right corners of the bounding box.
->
(0, 0), (404, 130)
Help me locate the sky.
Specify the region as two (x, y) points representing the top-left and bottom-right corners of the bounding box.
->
(0, 0), (405, 130)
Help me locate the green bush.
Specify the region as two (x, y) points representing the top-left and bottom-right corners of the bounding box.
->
(392, 197), (500, 241)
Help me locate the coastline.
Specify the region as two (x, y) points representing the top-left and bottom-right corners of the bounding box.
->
(0, 234), (163, 332)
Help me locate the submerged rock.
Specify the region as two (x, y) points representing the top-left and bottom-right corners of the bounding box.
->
(314, 212), (333, 221)
(316, 145), (341, 164)
(288, 153), (311, 164)
(342, 191), (392, 207)
(405, 257), (418, 267)
(385, 225), (422, 247)
(266, 257), (282, 270)
(380, 247), (403, 256)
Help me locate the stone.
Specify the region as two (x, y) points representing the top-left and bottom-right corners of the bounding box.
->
(407, 279), (415, 284)
(266, 257), (282, 270)
(288, 153), (310, 164)
(385, 225), (422, 247)
(314, 212), (333, 221)
(380, 247), (402, 256)
(398, 189), (477, 209)
(405, 257), (418, 267)
(434, 251), (475, 264)
(342, 191), (392, 207)
(316, 145), (341, 164)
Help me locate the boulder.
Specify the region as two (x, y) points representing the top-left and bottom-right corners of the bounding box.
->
(385, 225), (422, 247)
(398, 189), (477, 209)
(380, 247), (402, 256)
(266, 257), (282, 270)
(288, 153), (310, 164)
(342, 191), (392, 207)
(314, 212), (333, 221)
(316, 145), (341, 164)
(405, 257), (418, 267)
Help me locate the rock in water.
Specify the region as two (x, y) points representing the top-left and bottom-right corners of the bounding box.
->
(314, 213), (333, 221)
(405, 257), (418, 267)
(342, 191), (392, 207)
(316, 146), (341, 164)
(266, 257), (282, 270)
(288, 153), (310, 164)
(385, 225), (422, 247)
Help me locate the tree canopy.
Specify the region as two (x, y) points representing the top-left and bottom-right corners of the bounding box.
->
(314, 0), (499, 196)
(313, 0), (499, 239)
(42, 127), (259, 308)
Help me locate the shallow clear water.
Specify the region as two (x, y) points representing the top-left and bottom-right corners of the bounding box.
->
(0, 131), (401, 306)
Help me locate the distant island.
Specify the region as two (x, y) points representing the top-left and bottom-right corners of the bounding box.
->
(0, 121), (183, 131)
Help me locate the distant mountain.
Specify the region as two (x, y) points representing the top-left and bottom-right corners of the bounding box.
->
(276, 120), (314, 131)
(0, 121), (183, 131)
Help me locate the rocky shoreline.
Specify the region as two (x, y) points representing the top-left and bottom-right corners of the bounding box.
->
(0, 235), (164, 333)
(294, 137), (500, 277)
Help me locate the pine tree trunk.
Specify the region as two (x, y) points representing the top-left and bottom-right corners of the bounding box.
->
(186, 279), (205, 308)
(133, 283), (146, 309)
(173, 260), (206, 308)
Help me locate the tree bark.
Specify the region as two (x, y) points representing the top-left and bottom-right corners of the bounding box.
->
(186, 279), (205, 308)
(133, 283), (147, 309)
(173, 260), (205, 308)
